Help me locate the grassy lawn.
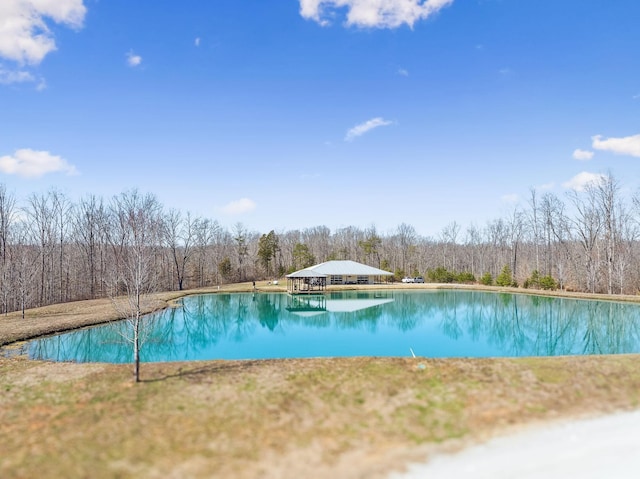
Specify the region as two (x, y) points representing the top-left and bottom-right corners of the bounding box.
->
(2, 355), (640, 478)
(2, 283), (640, 478)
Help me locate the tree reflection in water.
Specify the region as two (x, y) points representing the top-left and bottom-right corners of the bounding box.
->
(23, 291), (640, 362)
(255, 293), (279, 331)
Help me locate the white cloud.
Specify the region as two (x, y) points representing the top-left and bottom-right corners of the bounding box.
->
(0, 67), (34, 84)
(397, 68), (409, 77)
(592, 134), (640, 158)
(220, 198), (256, 215)
(0, 149), (78, 178)
(299, 0), (454, 29)
(0, 0), (86, 65)
(539, 182), (555, 191)
(195, 37), (201, 47)
(345, 117), (393, 141)
(126, 50), (142, 67)
(572, 149), (594, 161)
(0, 65), (47, 90)
(562, 172), (606, 192)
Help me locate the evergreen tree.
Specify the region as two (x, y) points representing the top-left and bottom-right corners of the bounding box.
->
(496, 265), (515, 287)
(292, 243), (315, 270)
(257, 230), (279, 276)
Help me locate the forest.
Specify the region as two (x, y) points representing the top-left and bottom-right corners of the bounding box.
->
(1, 172), (639, 315)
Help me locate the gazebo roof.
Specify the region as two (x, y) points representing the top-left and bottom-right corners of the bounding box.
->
(286, 260), (392, 278)
(286, 269), (327, 278)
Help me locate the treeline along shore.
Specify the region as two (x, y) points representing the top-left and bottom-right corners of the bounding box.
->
(0, 172), (638, 316)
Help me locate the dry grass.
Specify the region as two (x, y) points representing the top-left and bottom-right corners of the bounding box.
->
(2, 283), (640, 478)
(2, 355), (640, 479)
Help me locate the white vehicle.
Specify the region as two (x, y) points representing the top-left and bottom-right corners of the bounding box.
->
(401, 277), (414, 283)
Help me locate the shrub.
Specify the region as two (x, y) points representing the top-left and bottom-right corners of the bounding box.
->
(480, 272), (493, 286)
(496, 265), (515, 287)
(539, 275), (557, 290)
(456, 271), (476, 283)
(427, 267), (456, 283)
(394, 269), (405, 282)
(524, 270), (557, 290)
(524, 270), (545, 289)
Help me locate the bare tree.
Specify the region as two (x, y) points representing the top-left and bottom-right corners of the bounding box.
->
(595, 173), (624, 294)
(0, 185), (16, 314)
(614, 213), (636, 294)
(209, 220), (228, 285)
(440, 221), (460, 271)
(13, 223), (39, 318)
(485, 218), (509, 278)
(51, 190), (72, 302)
(527, 188), (542, 273)
(25, 192), (58, 306)
(302, 225), (332, 263)
(73, 195), (108, 299)
(396, 223), (417, 274)
(463, 224), (484, 277)
(162, 209), (195, 291)
(567, 184), (603, 293)
(233, 222), (249, 282)
(107, 190), (163, 382)
(192, 217), (220, 287)
(506, 208), (525, 283)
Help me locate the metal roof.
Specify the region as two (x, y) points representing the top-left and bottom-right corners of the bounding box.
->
(287, 260), (393, 278)
(286, 268), (327, 278)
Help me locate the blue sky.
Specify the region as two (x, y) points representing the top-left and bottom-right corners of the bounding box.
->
(1, 0), (639, 237)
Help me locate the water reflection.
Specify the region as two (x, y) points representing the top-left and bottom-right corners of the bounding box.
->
(22, 290), (640, 362)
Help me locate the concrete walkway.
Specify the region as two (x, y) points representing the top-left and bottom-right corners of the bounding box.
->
(390, 410), (640, 479)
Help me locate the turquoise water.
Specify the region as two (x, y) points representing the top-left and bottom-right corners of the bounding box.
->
(24, 290), (640, 363)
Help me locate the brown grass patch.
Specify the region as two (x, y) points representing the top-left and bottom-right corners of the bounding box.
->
(2, 355), (640, 478)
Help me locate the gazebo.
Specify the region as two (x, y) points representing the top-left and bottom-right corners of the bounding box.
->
(286, 269), (327, 294)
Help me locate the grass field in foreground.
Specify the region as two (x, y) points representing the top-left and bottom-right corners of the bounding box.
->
(2, 354), (640, 479)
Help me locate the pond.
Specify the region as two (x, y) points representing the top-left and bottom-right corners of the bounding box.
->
(22, 290), (640, 363)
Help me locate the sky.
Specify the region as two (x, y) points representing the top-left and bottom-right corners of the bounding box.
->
(1, 0), (639, 238)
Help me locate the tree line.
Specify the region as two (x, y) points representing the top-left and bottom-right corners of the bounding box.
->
(1, 172), (639, 315)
